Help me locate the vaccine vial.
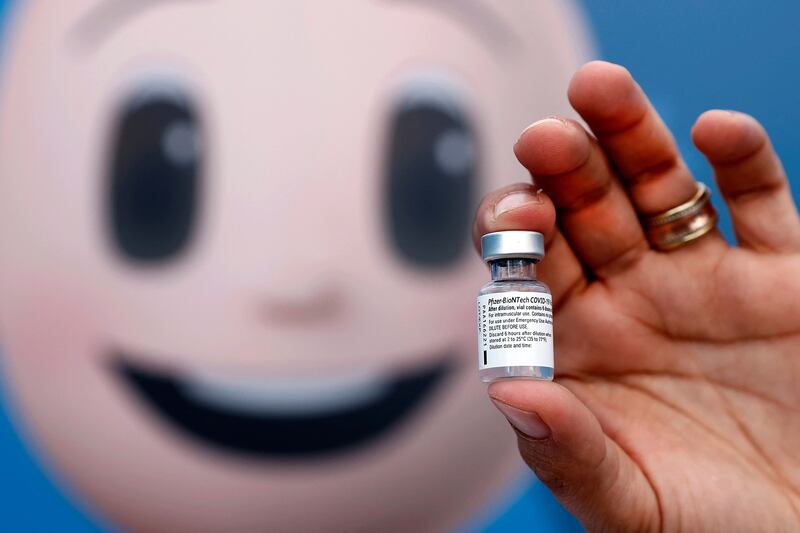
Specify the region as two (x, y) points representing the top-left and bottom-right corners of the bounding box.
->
(477, 231), (554, 382)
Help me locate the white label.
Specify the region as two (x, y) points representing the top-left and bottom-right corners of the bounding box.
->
(477, 291), (553, 369)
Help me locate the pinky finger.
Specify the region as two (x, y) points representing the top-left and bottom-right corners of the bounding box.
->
(692, 110), (800, 252)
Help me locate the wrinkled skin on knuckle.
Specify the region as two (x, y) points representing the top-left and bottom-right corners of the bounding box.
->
(515, 435), (573, 496)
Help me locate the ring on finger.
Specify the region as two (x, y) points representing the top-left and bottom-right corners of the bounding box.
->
(641, 182), (718, 251)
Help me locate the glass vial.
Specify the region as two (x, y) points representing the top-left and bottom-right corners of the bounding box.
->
(477, 231), (553, 382)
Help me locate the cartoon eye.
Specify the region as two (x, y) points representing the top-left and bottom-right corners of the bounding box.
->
(384, 72), (478, 268)
(106, 85), (203, 262)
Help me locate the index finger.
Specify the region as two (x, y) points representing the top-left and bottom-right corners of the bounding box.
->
(473, 183), (586, 306)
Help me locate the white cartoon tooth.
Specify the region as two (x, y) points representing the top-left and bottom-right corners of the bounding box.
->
(181, 368), (390, 416)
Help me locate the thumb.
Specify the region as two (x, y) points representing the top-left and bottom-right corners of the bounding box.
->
(489, 380), (660, 531)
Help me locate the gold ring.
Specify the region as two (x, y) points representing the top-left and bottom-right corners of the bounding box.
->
(642, 182), (718, 251)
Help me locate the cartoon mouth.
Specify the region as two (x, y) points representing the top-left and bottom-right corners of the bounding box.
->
(114, 354), (451, 458)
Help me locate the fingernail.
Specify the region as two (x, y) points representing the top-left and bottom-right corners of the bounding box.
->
(491, 399), (551, 439)
(494, 190), (542, 218)
(516, 117), (567, 146)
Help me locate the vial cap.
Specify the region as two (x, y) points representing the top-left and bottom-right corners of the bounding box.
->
(481, 230), (544, 262)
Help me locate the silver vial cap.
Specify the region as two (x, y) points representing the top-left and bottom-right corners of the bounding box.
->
(481, 231), (545, 262)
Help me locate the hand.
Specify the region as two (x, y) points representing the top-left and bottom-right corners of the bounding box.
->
(474, 61), (800, 532)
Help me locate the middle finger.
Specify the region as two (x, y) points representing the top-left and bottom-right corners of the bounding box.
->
(514, 117), (649, 279)
(568, 61), (701, 217)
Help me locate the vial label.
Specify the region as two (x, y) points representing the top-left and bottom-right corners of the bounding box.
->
(477, 292), (553, 369)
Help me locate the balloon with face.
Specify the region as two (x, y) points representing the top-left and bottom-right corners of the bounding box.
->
(0, 1), (591, 531)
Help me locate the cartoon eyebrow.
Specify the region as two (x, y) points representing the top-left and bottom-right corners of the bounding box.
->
(71, 0), (211, 49)
(74, 0), (520, 52)
(389, 0), (522, 52)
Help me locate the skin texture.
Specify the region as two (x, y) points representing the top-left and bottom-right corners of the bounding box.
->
(0, 1), (591, 532)
(475, 61), (800, 532)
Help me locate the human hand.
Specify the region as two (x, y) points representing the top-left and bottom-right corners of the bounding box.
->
(474, 61), (800, 531)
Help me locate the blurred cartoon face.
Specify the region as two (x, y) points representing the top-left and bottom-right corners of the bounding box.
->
(0, 1), (588, 531)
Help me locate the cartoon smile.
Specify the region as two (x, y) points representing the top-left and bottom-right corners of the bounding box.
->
(115, 353), (452, 458)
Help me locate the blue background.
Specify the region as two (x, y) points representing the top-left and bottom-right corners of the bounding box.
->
(2, 1), (800, 531)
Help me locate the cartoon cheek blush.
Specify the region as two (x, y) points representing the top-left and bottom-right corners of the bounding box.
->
(0, 2), (591, 531)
